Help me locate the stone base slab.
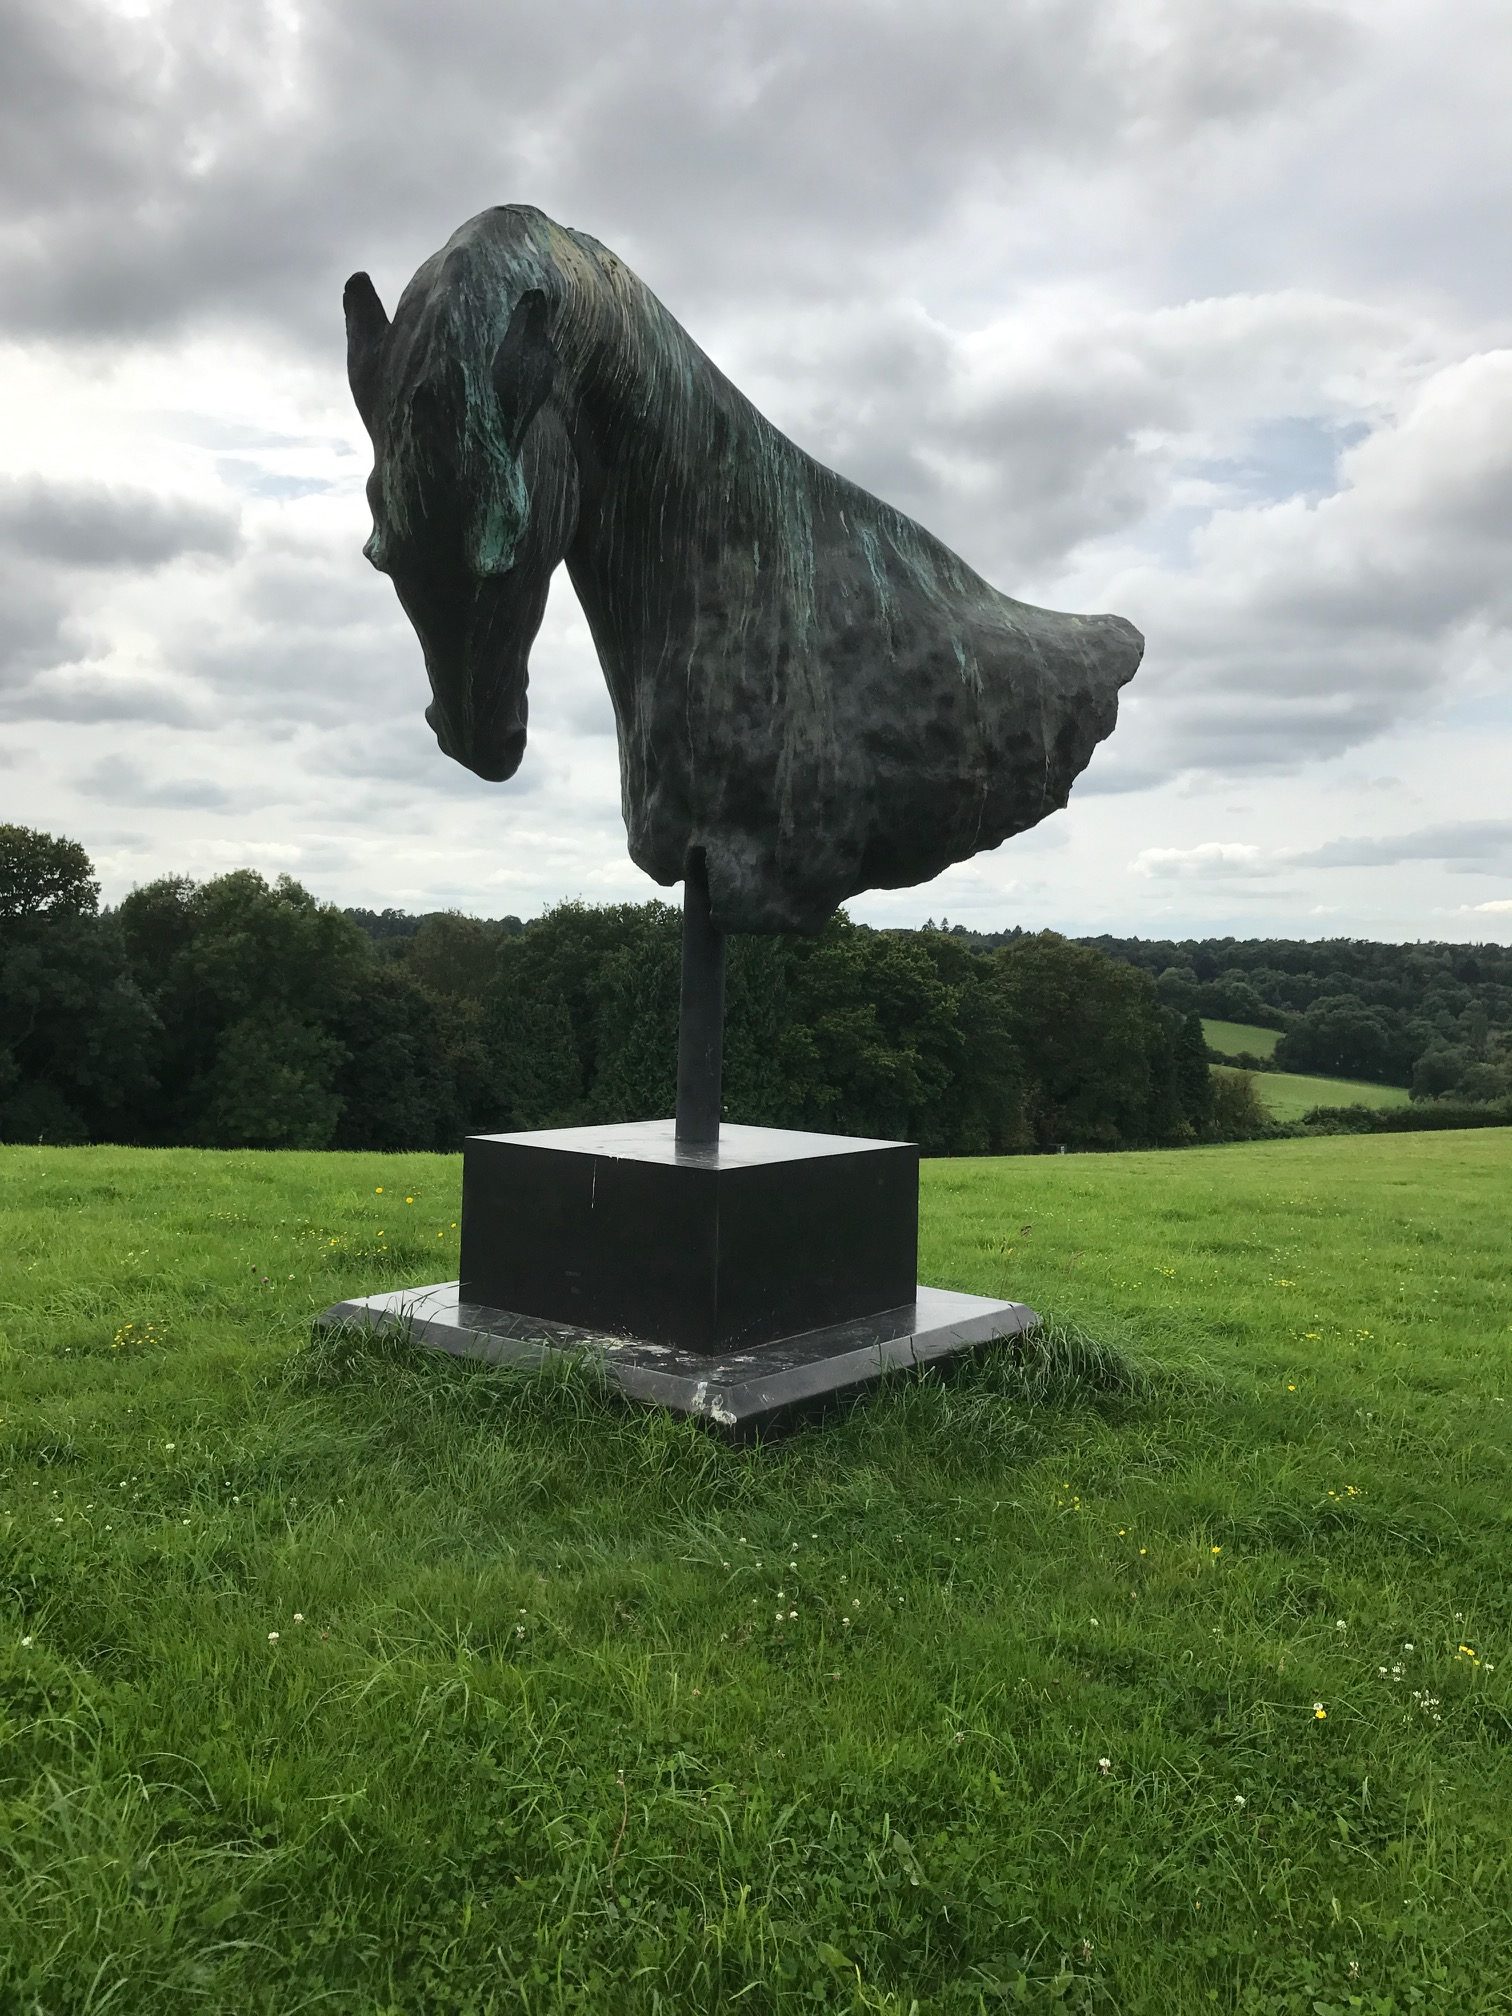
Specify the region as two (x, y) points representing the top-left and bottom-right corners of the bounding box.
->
(315, 1279), (1038, 1439)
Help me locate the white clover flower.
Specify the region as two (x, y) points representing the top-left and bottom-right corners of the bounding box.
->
(268, 1631), (280, 1643)
(1233, 1794), (1246, 1808)
(20, 1635), (33, 1648)
(292, 1613), (304, 1625)
(1097, 1757), (1112, 1776)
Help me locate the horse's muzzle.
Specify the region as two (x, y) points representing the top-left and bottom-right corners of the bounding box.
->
(425, 700), (526, 781)
(468, 729), (527, 783)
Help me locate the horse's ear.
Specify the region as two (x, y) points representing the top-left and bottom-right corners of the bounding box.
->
(344, 271), (390, 434)
(492, 288), (556, 454)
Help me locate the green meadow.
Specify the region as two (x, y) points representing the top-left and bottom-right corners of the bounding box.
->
(1213, 1065), (1414, 1124)
(1202, 1021), (1414, 1121)
(1, 1134), (1508, 2014)
(1201, 1018), (1283, 1059)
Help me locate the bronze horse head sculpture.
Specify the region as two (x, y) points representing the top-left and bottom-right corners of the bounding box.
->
(345, 205), (1143, 934)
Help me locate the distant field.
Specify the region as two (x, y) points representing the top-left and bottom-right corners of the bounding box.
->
(1202, 1017), (1283, 1057)
(2, 1135), (1509, 2013)
(1215, 1063), (1414, 1123)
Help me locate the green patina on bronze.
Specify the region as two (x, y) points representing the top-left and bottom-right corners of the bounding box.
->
(345, 205), (1144, 934)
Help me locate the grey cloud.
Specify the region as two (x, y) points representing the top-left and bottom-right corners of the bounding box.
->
(0, 662), (212, 729)
(0, 562), (86, 689)
(1071, 755), (1174, 798)
(75, 753), (262, 812)
(1293, 820), (1512, 868)
(1135, 687), (1415, 776)
(314, 719), (515, 795)
(0, 0), (1361, 349)
(0, 475), (240, 570)
(169, 538), (422, 729)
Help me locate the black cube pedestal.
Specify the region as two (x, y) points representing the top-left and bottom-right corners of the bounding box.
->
(460, 1120), (918, 1354)
(317, 1118), (1037, 1436)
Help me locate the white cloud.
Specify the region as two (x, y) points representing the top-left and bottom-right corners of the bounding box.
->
(1130, 842), (1276, 880)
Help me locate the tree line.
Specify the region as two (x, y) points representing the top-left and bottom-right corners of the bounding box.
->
(931, 921), (1512, 1102)
(1, 825), (1239, 1155)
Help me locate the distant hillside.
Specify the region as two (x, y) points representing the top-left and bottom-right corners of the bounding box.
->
(924, 924), (1512, 1102)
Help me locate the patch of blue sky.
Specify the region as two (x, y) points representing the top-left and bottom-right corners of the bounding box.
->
(1197, 414), (1370, 508)
(214, 457), (332, 500)
(1123, 415), (1373, 570)
(1436, 691), (1512, 732)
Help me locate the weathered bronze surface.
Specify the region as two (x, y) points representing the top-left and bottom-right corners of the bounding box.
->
(345, 205), (1143, 933)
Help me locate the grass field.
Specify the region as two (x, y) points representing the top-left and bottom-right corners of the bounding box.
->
(1214, 1065), (1414, 1124)
(2, 1135), (1509, 2013)
(1202, 1018), (1283, 1059)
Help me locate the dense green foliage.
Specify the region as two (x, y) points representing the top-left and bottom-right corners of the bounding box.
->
(3, 1133), (1509, 2012)
(944, 921), (1512, 1099)
(1, 830), (1218, 1156)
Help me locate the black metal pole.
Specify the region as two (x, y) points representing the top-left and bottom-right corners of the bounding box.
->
(675, 849), (726, 1146)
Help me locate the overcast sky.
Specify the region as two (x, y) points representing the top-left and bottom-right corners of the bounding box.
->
(2, 0), (1509, 942)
